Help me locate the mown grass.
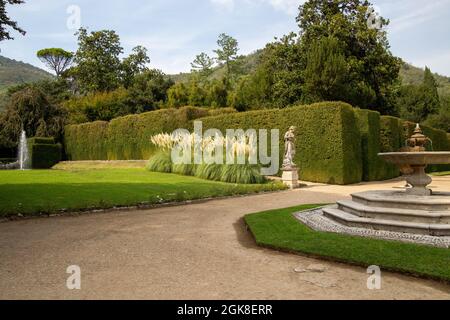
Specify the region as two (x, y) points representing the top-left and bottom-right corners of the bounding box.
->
(245, 205), (450, 282)
(0, 169), (286, 217)
(432, 171), (450, 177)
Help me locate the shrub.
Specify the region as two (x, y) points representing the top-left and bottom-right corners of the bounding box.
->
(147, 151), (172, 173)
(28, 137), (62, 169)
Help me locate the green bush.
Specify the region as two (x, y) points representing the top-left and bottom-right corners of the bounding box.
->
(172, 163), (196, 176)
(147, 151), (172, 173)
(194, 163), (224, 182)
(201, 101), (362, 185)
(28, 137), (61, 169)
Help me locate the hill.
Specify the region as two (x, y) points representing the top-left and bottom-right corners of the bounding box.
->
(169, 51), (450, 100)
(400, 62), (450, 98)
(0, 55), (53, 109)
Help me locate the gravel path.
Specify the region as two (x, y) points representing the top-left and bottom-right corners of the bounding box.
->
(0, 180), (449, 300)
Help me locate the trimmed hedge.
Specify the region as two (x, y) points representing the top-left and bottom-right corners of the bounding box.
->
(64, 103), (450, 185)
(28, 137), (62, 169)
(65, 107), (236, 161)
(200, 102), (362, 185)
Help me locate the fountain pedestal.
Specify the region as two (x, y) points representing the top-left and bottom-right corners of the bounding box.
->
(405, 165), (433, 196)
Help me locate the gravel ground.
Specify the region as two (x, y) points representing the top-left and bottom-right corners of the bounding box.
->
(0, 178), (449, 300)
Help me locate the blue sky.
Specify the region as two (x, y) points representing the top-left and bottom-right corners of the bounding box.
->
(1, 0), (450, 76)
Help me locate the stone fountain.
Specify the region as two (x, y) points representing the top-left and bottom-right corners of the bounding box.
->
(320, 124), (450, 238)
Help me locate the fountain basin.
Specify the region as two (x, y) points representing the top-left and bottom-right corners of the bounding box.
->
(379, 152), (450, 166)
(379, 152), (450, 196)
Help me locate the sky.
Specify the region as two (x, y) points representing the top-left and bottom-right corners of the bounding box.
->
(1, 0), (450, 76)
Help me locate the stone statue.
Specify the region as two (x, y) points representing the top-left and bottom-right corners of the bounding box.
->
(282, 126), (296, 170)
(281, 126), (299, 189)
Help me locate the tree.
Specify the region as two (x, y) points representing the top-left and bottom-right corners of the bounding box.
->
(191, 52), (214, 77)
(126, 69), (174, 112)
(297, 0), (400, 114)
(167, 82), (189, 108)
(0, 85), (67, 148)
(0, 0), (25, 42)
(397, 67), (440, 123)
(37, 48), (74, 77)
(423, 66), (440, 103)
(302, 36), (376, 107)
(122, 45), (151, 88)
(214, 33), (239, 79)
(73, 28), (124, 93)
(255, 33), (304, 108)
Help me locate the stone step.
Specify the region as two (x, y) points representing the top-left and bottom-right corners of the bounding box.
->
(337, 200), (450, 224)
(323, 206), (450, 236)
(351, 191), (450, 211)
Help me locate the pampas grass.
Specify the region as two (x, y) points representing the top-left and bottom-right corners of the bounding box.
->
(149, 132), (266, 184)
(147, 151), (172, 173)
(220, 164), (266, 184)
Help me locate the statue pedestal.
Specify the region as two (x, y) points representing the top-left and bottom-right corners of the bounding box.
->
(282, 169), (299, 190)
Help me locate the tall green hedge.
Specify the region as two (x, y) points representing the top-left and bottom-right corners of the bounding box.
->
(200, 102), (362, 185)
(355, 109), (384, 181)
(65, 107), (236, 161)
(64, 103), (450, 185)
(28, 137), (62, 169)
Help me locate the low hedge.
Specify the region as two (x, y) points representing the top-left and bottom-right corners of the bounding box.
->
(28, 137), (62, 169)
(200, 102), (362, 185)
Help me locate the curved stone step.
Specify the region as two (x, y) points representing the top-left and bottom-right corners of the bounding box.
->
(323, 206), (450, 236)
(337, 200), (450, 224)
(352, 191), (450, 211)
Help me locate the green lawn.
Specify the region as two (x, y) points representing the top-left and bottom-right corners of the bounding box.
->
(245, 205), (450, 282)
(0, 169), (285, 217)
(432, 171), (450, 176)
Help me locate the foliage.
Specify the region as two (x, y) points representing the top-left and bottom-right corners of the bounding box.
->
(0, 85), (66, 148)
(0, 0), (25, 41)
(28, 137), (61, 169)
(214, 33), (239, 79)
(297, 0), (401, 114)
(397, 67), (440, 123)
(147, 151), (172, 173)
(121, 45), (151, 88)
(245, 205), (450, 282)
(73, 28), (124, 93)
(201, 101), (362, 185)
(167, 82), (189, 108)
(37, 48), (74, 77)
(0, 169), (286, 217)
(64, 106), (226, 161)
(64, 88), (129, 123)
(191, 52), (215, 77)
(302, 36), (375, 107)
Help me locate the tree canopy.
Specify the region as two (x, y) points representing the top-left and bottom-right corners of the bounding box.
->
(0, 0), (25, 42)
(37, 48), (74, 77)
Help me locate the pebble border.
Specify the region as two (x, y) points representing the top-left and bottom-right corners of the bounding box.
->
(294, 207), (450, 249)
